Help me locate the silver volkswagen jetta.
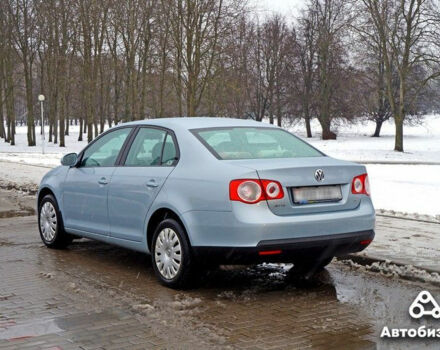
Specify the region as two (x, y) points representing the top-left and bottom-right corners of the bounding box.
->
(37, 117), (375, 288)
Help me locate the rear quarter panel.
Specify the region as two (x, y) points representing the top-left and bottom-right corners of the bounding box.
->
(147, 128), (258, 246)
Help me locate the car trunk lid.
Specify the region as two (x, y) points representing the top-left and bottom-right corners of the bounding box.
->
(225, 157), (366, 216)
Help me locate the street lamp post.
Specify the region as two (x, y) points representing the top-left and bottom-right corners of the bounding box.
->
(38, 94), (45, 154)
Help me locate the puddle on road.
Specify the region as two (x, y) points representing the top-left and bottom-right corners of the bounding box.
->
(0, 310), (129, 341)
(0, 317), (63, 340)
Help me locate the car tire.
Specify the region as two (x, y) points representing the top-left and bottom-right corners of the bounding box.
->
(38, 194), (72, 249)
(151, 218), (195, 289)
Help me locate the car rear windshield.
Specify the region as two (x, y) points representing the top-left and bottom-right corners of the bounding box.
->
(192, 127), (323, 160)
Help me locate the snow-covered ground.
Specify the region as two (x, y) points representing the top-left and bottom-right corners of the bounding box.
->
(287, 114), (440, 163)
(0, 115), (439, 217)
(367, 164), (439, 216)
(0, 124), (91, 167)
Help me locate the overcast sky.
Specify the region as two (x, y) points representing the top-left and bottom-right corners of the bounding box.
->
(250, 0), (306, 18)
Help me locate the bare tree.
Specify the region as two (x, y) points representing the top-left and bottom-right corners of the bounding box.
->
(352, 4), (393, 137)
(164, 0), (230, 116)
(75, 0), (108, 142)
(295, 11), (318, 137)
(263, 15), (290, 126)
(362, 0), (440, 151)
(1, 0), (439, 151)
(0, 4), (6, 141)
(7, 0), (40, 146)
(1, 2), (17, 145)
(308, 0), (353, 139)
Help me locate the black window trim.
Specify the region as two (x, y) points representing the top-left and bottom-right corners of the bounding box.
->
(189, 126), (326, 160)
(75, 125), (136, 168)
(119, 125), (180, 168)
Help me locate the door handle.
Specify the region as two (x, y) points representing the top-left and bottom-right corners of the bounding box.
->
(146, 179), (159, 188)
(98, 177), (109, 185)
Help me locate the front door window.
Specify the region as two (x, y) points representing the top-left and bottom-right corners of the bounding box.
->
(81, 128), (131, 167)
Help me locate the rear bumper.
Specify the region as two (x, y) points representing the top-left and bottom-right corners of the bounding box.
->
(192, 229), (375, 264)
(182, 197), (375, 247)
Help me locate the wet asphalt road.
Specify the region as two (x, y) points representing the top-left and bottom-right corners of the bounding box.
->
(1, 190), (440, 349)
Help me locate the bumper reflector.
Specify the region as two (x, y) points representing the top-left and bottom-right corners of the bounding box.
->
(258, 250), (282, 256)
(360, 240), (372, 245)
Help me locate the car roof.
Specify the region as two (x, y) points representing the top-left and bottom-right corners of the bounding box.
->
(121, 117), (277, 131)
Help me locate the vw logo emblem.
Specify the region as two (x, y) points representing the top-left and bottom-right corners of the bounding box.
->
(314, 169), (324, 182)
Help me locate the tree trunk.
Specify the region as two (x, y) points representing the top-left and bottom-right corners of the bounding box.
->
(65, 114), (69, 136)
(319, 118), (336, 140)
(5, 56), (15, 145)
(0, 115), (4, 140)
(99, 64), (105, 133)
(6, 118), (11, 143)
(0, 74), (4, 140)
(176, 50), (183, 117)
(276, 88), (282, 127)
(6, 94), (15, 145)
(0, 113), (4, 140)
(24, 66), (35, 146)
(88, 121), (93, 142)
(78, 117), (83, 141)
(372, 119), (383, 137)
(113, 64), (119, 125)
(269, 106), (274, 124)
(54, 108), (58, 144)
(305, 116), (312, 138)
(59, 73), (66, 147)
(394, 116), (404, 152)
(186, 71), (196, 116)
(59, 115), (65, 147)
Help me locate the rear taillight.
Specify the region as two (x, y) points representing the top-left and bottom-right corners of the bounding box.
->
(262, 180), (283, 199)
(230, 179), (284, 204)
(351, 173), (370, 196)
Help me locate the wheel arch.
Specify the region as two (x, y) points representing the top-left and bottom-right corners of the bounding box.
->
(38, 187), (57, 208)
(37, 185), (68, 235)
(146, 207), (190, 252)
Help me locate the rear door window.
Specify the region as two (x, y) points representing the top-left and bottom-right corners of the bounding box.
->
(124, 128), (178, 166)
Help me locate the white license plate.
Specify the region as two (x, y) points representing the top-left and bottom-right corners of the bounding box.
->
(292, 185), (342, 204)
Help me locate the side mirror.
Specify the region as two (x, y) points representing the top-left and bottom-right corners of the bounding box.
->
(61, 153), (78, 167)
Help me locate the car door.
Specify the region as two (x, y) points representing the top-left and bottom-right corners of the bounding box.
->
(108, 127), (179, 242)
(63, 127), (133, 236)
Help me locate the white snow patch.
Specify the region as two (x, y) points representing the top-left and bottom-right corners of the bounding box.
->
(341, 259), (440, 285)
(367, 164), (440, 216)
(286, 114), (440, 163)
